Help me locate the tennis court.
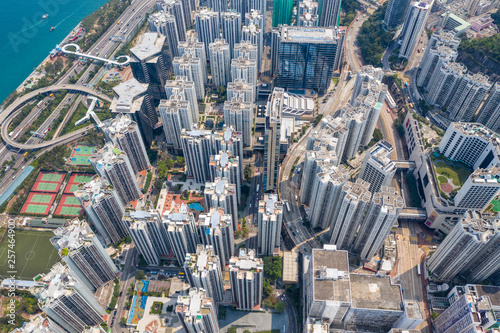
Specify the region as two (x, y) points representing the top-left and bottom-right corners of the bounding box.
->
(41, 173), (64, 182)
(21, 192), (56, 215)
(23, 204), (50, 215)
(54, 194), (83, 217)
(62, 195), (80, 206)
(69, 145), (97, 166)
(32, 182), (59, 192)
(65, 173), (94, 193)
(31, 194), (54, 203)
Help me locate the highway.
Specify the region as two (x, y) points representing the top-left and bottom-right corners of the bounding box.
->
(396, 221), (429, 333)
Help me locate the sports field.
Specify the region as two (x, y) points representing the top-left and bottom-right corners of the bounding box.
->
(69, 145), (96, 166)
(21, 192), (56, 215)
(36, 172), (65, 184)
(54, 194), (83, 217)
(0, 230), (60, 280)
(64, 173), (94, 193)
(32, 182), (59, 192)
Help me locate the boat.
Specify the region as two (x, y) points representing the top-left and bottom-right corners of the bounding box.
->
(50, 27), (55, 31)
(42, 14), (49, 19)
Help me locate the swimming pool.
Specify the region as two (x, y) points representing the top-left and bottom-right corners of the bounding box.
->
(189, 203), (204, 211)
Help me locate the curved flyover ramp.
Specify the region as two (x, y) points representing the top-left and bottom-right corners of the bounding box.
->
(61, 44), (131, 66)
(0, 84), (112, 150)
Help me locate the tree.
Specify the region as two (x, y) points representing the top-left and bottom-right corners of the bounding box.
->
(227, 327), (237, 333)
(175, 156), (186, 167)
(263, 257), (283, 281)
(275, 301), (286, 312)
(263, 279), (273, 297)
(373, 128), (383, 141)
(263, 298), (273, 309)
(244, 164), (252, 183)
(154, 180), (163, 191)
(120, 317), (127, 326)
(135, 270), (146, 280)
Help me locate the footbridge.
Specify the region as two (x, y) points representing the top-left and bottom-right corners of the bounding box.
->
(394, 160), (416, 169)
(60, 43), (130, 66)
(0, 84), (111, 150)
(399, 208), (427, 221)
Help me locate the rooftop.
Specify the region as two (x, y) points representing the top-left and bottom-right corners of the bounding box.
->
(311, 247), (351, 303)
(349, 274), (403, 311)
(367, 141), (396, 172)
(282, 251), (299, 284)
(112, 78), (148, 113)
(279, 26), (344, 43)
(130, 32), (164, 61)
(51, 219), (95, 252)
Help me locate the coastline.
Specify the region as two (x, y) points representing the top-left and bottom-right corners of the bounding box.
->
(12, 24), (80, 97)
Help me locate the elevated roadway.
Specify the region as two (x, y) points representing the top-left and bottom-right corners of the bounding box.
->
(0, 84), (111, 149)
(60, 44), (130, 66)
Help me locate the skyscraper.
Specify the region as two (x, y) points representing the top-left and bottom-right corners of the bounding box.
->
(274, 26), (345, 91)
(164, 203), (198, 265)
(208, 151), (242, 201)
(477, 83), (500, 132)
(257, 194), (283, 256)
(181, 129), (213, 183)
(352, 186), (404, 260)
(308, 164), (350, 229)
(157, 0), (187, 41)
(221, 11), (242, 58)
(453, 165), (500, 211)
(102, 114), (151, 174)
(31, 263), (105, 333)
(399, 1), (432, 59)
(209, 39), (231, 87)
(358, 141), (396, 193)
(176, 288), (220, 333)
(234, 41), (258, 67)
(341, 103), (367, 160)
(223, 97), (253, 147)
(428, 211), (500, 282)
(350, 65), (385, 104)
(194, 9), (220, 58)
(319, 115), (349, 162)
(272, 0), (293, 26)
(318, 0), (341, 27)
(159, 94), (194, 152)
(50, 219), (118, 292)
(328, 179), (372, 250)
(74, 177), (126, 245)
(263, 88), (283, 191)
(240, 23), (264, 72)
(447, 72), (491, 122)
(173, 52), (206, 101)
(426, 62), (467, 106)
(211, 126), (244, 178)
(229, 248), (264, 310)
(165, 76), (200, 121)
(208, 0), (228, 12)
(298, 0), (319, 26)
(434, 291), (497, 333)
(178, 30), (208, 84)
(204, 177), (239, 228)
(384, 0), (411, 28)
(89, 143), (141, 207)
(198, 207), (235, 266)
(110, 78), (156, 145)
(184, 245), (225, 303)
(417, 31), (460, 88)
(130, 32), (170, 102)
(227, 78), (255, 102)
(301, 139), (340, 205)
(231, 56), (258, 93)
(125, 210), (170, 266)
(148, 11), (180, 57)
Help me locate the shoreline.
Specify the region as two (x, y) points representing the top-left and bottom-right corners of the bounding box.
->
(13, 24), (81, 96)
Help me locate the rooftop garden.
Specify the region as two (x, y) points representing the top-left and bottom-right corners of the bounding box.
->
(430, 152), (472, 200)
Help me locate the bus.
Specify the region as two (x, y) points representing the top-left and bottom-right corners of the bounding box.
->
(416, 264), (421, 276)
(23, 152), (28, 157)
(256, 184), (260, 193)
(286, 202), (290, 212)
